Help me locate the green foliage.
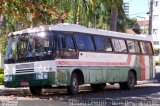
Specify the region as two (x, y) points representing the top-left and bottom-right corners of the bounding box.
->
(0, 34), (8, 56)
(0, 0), (126, 29)
(125, 18), (142, 34)
(0, 74), (4, 85)
(155, 61), (160, 66)
(0, 69), (4, 85)
(0, 0), (129, 56)
(0, 68), (4, 74)
(154, 49), (160, 56)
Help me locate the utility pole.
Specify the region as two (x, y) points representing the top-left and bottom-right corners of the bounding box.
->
(148, 0), (153, 35)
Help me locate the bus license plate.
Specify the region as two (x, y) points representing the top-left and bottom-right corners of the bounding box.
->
(20, 82), (29, 86)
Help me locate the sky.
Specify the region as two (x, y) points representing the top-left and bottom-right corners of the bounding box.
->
(123, 0), (150, 19)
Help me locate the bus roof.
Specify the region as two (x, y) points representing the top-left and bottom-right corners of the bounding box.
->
(10, 23), (152, 41)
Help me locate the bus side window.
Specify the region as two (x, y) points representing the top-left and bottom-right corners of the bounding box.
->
(140, 41), (153, 55)
(93, 36), (107, 51)
(58, 34), (75, 51)
(126, 40), (140, 53)
(105, 37), (112, 52)
(57, 33), (77, 58)
(134, 41), (141, 53)
(147, 42), (153, 55)
(111, 38), (121, 52)
(127, 40), (135, 53)
(140, 41), (148, 54)
(75, 33), (95, 51)
(84, 35), (112, 52)
(111, 38), (127, 52)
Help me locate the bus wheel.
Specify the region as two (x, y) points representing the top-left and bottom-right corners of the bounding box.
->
(91, 83), (106, 91)
(119, 71), (136, 90)
(67, 73), (79, 95)
(29, 86), (42, 95)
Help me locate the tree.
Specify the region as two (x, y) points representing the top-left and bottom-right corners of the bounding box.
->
(0, 0), (125, 29)
(125, 18), (142, 34)
(0, 0), (126, 55)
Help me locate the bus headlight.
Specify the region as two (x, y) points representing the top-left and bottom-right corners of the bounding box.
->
(36, 73), (48, 80)
(43, 73), (48, 79)
(36, 73), (43, 79)
(4, 75), (12, 82)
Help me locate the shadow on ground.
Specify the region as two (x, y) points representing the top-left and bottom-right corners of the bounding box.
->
(1, 83), (160, 101)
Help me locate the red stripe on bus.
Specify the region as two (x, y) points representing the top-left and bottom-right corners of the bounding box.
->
(140, 55), (145, 80)
(56, 55), (132, 66)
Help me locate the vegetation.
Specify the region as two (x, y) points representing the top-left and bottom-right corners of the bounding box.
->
(0, 0), (141, 56)
(0, 74), (4, 85)
(154, 49), (160, 56)
(0, 0), (126, 28)
(0, 68), (4, 85)
(125, 18), (142, 34)
(155, 61), (160, 66)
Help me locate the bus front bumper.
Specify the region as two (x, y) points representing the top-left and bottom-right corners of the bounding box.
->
(3, 72), (56, 88)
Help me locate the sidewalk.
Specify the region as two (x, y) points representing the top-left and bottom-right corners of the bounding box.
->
(0, 85), (28, 89)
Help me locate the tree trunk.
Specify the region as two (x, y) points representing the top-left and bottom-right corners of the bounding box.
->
(73, 8), (77, 24)
(73, 2), (78, 24)
(0, 15), (5, 27)
(110, 7), (118, 31)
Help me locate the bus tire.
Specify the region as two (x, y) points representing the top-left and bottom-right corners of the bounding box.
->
(119, 71), (136, 90)
(91, 83), (106, 91)
(30, 86), (42, 95)
(67, 73), (79, 95)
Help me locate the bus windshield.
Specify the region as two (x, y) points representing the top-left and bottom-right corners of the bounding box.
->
(5, 31), (53, 63)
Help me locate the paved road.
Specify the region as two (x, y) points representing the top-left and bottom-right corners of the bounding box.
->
(1, 82), (160, 106)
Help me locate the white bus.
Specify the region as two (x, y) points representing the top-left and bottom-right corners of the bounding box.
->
(4, 23), (155, 95)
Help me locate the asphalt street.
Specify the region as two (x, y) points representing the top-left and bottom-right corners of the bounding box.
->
(0, 81), (160, 106)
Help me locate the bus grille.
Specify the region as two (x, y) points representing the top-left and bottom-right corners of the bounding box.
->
(16, 63), (34, 74)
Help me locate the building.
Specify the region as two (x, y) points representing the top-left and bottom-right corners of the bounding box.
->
(151, 0), (160, 61)
(137, 18), (149, 34)
(149, 0), (160, 61)
(123, 2), (129, 17)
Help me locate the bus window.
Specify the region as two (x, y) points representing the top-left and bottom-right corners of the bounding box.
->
(140, 41), (147, 54)
(58, 34), (75, 51)
(57, 33), (76, 58)
(134, 41), (141, 53)
(93, 36), (105, 51)
(105, 37), (112, 52)
(93, 36), (112, 52)
(75, 33), (95, 51)
(111, 38), (127, 52)
(140, 41), (153, 55)
(18, 34), (29, 58)
(146, 42), (153, 55)
(127, 40), (140, 53)
(6, 36), (19, 60)
(127, 40), (135, 53)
